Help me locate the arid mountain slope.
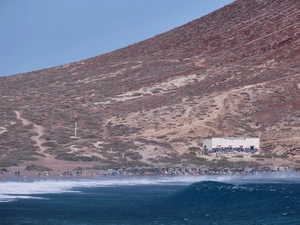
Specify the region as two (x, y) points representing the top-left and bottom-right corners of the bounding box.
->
(1, 0), (300, 169)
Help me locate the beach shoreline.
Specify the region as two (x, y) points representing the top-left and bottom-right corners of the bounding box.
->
(1, 153), (300, 183)
(1, 161), (300, 183)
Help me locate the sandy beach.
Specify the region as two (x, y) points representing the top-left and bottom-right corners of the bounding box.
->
(1, 155), (299, 183)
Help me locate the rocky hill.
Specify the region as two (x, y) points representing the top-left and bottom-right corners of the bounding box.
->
(1, 0), (300, 170)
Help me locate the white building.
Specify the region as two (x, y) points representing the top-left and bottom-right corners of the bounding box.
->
(203, 137), (259, 154)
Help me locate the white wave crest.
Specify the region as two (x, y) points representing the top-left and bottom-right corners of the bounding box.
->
(0, 176), (200, 202)
(205, 171), (300, 184)
(0, 195), (47, 203)
(1, 172), (300, 202)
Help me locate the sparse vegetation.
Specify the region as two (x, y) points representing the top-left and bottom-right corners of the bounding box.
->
(125, 151), (143, 160)
(25, 164), (53, 172)
(1, 0), (300, 169)
(158, 156), (181, 164)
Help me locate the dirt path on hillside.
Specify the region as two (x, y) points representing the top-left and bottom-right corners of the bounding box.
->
(14, 111), (96, 172)
(15, 111), (48, 153)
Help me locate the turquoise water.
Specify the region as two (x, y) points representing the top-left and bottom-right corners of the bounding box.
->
(1, 174), (300, 224)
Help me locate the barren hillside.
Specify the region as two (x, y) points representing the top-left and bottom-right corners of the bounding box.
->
(1, 0), (300, 170)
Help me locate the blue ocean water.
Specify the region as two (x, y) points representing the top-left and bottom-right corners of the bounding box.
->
(1, 173), (300, 225)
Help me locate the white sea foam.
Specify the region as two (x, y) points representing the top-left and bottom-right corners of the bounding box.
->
(208, 171), (300, 184)
(0, 176), (198, 202)
(0, 180), (79, 202)
(0, 195), (47, 203)
(1, 172), (300, 202)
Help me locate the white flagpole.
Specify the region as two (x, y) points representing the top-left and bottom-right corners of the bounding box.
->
(74, 116), (78, 138)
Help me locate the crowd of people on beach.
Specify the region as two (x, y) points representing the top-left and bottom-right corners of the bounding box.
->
(1, 165), (299, 182)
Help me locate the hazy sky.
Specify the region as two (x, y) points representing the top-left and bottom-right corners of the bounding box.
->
(0, 0), (233, 77)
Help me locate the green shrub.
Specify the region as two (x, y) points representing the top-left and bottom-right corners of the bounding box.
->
(20, 155), (39, 161)
(256, 158), (265, 161)
(125, 160), (150, 168)
(25, 164), (53, 171)
(76, 156), (92, 162)
(158, 156), (181, 164)
(251, 155), (265, 158)
(0, 161), (18, 167)
(125, 152), (143, 160)
(41, 142), (57, 148)
(55, 154), (79, 161)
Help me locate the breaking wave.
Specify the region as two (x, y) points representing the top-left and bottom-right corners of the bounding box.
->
(159, 178), (300, 224)
(1, 171), (300, 202)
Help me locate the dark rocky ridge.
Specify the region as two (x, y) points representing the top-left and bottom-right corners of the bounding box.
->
(1, 0), (300, 169)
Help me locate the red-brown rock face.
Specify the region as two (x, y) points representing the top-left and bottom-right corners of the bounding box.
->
(1, 0), (300, 168)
